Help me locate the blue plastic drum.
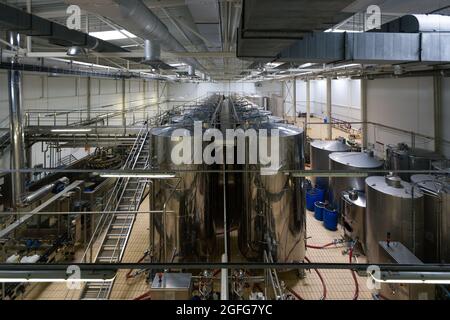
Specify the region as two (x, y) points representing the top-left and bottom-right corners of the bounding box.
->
(323, 207), (338, 231)
(314, 201), (327, 221)
(306, 188), (325, 211)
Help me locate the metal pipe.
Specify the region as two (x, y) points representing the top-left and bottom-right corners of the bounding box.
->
(22, 177), (70, 205)
(8, 32), (26, 208)
(144, 39), (160, 61)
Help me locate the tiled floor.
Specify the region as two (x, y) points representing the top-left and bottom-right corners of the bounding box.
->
(285, 211), (373, 300)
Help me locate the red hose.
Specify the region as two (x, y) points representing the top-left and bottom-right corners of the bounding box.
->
(349, 247), (359, 301)
(307, 241), (359, 301)
(306, 242), (335, 249)
(133, 291), (151, 300)
(126, 253), (148, 279)
(305, 257), (327, 300)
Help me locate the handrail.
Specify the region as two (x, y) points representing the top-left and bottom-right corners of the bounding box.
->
(80, 123), (149, 263)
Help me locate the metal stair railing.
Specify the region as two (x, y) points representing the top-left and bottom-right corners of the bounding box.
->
(79, 123), (150, 299)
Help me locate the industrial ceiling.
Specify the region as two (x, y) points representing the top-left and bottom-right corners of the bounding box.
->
(1, 0), (450, 80)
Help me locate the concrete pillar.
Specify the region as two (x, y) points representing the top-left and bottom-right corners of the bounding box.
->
(326, 77), (332, 139)
(361, 79), (368, 149)
(8, 32), (25, 208)
(433, 75), (443, 154)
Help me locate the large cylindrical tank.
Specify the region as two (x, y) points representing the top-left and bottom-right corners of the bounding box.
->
(365, 175), (424, 263)
(239, 123), (306, 264)
(310, 139), (351, 189)
(150, 125), (218, 263)
(341, 190), (366, 249)
(329, 151), (383, 211)
(411, 174), (450, 263)
(386, 143), (443, 181)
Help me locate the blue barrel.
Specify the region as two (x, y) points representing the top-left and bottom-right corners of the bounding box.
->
(315, 178), (328, 191)
(323, 207), (338, 231)
(314, 201), (327, 221)
(306, 188), (325, 211)
(315, 187), (326, 200)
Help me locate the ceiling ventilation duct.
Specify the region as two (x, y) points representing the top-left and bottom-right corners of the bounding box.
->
(0, 3), (127, 53)
(66, 0), (206, 72)
(141, 39), (175, 70)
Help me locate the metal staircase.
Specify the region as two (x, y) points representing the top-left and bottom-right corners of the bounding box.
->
(79, 123), (151, 300)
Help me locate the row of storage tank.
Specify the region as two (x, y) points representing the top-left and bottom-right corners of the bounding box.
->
(310, 139), (449, 264)
(149, 95), (306, 264)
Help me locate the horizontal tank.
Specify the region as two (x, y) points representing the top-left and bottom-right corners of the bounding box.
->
(411, 174), (450, 263)
(239, 122), (306, 264)
(365, 175), (424, 263)
(386, 143), (443, 181)
(329, 151), (383, 211)
(310, 139), (351, 189)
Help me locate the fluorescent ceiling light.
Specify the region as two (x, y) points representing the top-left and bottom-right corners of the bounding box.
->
(265, 62), (283, 68)
(169, 63), (187, 68)
(100, 173), (176, 179)
(370, 272), (450, 285)
(0, 278), (114, 283)
(51, 129), (92, 133)
(324, 28), (363, 33)
(89, 30), (137, 41)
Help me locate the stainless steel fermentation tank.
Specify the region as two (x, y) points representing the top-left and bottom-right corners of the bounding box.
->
(341, 190), (366, 247)
(329, 151), (383, 210)
(411, 174), (450, 263)
(150, 124), (219, 263)
(238, 123), (306, 263)
(386, 143), (443, 181)
(365, 175), (424, 263)
(310, 139), (351, 189)
(151, 98), (306, 264)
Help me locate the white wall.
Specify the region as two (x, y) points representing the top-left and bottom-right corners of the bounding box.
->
(366, 77), (435, 157)
(167, 80), (282, 103)
(296, 79), (362, 124)
(0, 71), (163, 170)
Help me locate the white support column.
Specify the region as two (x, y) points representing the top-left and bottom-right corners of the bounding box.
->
(87, 77), (91, 121)
(361, 79), (368, 149)
(293, 77), (297, 118)
(306, 79), (311, 135)
(122, 78), (126, 127)
(326, 77), (332, 140)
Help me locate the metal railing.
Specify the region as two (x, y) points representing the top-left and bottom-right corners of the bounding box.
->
(80, 123), (150, 264)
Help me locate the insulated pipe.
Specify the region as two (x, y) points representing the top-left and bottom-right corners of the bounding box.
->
(188, 65), (196, 77)
(8, 32), (26, 208)
(23, 177), (70, 205)
(144, 39), (161, 61)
